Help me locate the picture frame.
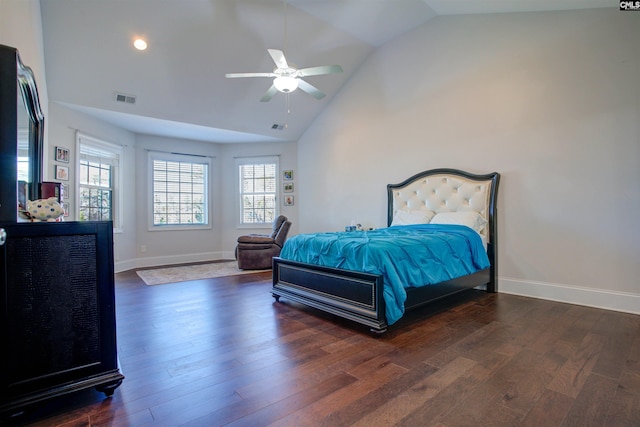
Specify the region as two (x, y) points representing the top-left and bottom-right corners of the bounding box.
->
(284, 195), (294, 206)
(283, 182), (294, 193)
(55, 165), (69, 181)
(283, 170), (293, 180)
(55, 146), (70, 163)
(62, 202), (70, 217)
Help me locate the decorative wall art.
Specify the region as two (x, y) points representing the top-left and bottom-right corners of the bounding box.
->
(283, 182), (294, 193)
(55, 165), (69, 181)
(55, 146), (69, 163)
(283, 170), (293, 180)
(284, 195), (294, 206)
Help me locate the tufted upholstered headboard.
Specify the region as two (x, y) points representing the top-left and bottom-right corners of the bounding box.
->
(387, 169), (499, 240)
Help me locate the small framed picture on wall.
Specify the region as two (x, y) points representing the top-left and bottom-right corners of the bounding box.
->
(55, 146), (70, 163)
(284, 195), (294, 206)
(283, 182), (294, 193)
(55, 165), (69, 181)
(283, 170), (293, 180)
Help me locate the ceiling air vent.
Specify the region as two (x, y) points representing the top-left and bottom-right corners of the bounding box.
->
(114, 92), (136, 105)
(271, 124), (284, 130)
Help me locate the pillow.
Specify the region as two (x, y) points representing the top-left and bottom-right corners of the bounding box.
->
(430, 211), (487, 233)
(391, 209), (435, 226)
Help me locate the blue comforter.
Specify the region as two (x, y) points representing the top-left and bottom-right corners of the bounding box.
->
(279, 224), (490, 325)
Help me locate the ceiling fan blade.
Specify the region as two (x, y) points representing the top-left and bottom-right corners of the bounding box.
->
(225, 72), (274, 78)
(260, 84), (278, 102)
(297, 79), (326, 100)
(298, 64), (343, 77)
(267, 49), (288, 69)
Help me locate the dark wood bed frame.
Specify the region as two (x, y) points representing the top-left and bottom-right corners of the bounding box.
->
(272, 168), (500, 333)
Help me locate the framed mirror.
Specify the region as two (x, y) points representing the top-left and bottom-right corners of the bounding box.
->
(0, 44), (44, 222)
(17, 49), (44, 203)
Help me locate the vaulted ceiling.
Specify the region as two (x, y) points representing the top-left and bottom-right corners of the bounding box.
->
(40, 0), (611, 143)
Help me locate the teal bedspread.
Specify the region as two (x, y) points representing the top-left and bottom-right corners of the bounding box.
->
(279, 224), (490, 325)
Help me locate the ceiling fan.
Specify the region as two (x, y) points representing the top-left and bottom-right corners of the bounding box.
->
(225, 48), (343, 102)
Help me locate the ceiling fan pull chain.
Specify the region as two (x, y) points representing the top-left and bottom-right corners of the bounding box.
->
(285, 93), (290, 129)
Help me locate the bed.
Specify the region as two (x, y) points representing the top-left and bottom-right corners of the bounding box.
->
(271, 168), (500, 333)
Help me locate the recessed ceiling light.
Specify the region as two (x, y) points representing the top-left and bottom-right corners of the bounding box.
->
(133, 38), (147, 51)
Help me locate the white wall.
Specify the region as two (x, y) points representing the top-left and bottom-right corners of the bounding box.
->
(133, 135), (297, 268)
(297, 9), (640, 313)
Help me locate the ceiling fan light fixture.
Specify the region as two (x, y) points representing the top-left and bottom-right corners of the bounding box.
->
(133, 38), (148, 51)
(273, 76), (298, 93)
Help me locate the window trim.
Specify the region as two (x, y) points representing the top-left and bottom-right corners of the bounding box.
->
(147, 150), (212, 231)
(236, 155), (279, 229)
(75, 132), (123, 232)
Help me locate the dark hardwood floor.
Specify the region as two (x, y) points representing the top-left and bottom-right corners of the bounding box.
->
(4, 269), (640, 426)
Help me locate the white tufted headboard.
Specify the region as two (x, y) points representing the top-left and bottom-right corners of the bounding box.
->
(387, 169), (499, 241)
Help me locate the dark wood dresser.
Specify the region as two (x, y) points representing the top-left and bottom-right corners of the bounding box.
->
(0, 221), (124, 415)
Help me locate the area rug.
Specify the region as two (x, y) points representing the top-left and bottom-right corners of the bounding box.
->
(136, 261), (269, 286)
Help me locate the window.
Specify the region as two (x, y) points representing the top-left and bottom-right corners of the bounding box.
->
(237, 156), (278, 225)
(149, 151), (210, 229)
(76, 133), (122, 230)
(17, 130), (29, 181)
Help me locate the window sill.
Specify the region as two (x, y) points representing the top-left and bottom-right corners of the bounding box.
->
(148, 224), (212, 232)
(237, 223), (272, 230)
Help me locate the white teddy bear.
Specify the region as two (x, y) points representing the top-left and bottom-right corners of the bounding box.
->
(26, 197), (65, 221)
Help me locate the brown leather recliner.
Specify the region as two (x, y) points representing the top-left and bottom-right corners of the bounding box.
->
(235, 215), (292, 270)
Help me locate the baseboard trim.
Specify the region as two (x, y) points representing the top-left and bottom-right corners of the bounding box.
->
(114, 259), (136, 273)
(115, 251), (231, 273)
(499, 277), (640, 315)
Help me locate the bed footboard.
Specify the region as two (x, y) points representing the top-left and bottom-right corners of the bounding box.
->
(272, 257), (388, 333)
